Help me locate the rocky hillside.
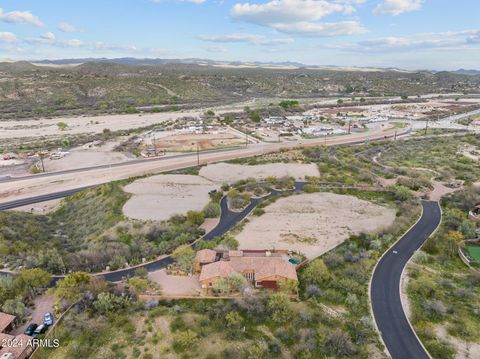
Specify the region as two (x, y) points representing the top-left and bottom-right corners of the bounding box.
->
(1, 61), (479, 118)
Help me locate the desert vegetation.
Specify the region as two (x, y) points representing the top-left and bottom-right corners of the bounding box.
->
(2, 62), (480, 119)
(407, 186), (480, 359)
(0, 180), (206, 274)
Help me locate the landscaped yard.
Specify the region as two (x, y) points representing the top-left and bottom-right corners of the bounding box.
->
(465, 243), (480, 265)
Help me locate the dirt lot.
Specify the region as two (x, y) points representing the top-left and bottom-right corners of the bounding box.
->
(43, 142), (131, 172)
(145, 131), (245, 152)
(148, 270), (201, 296)
(235, 192), (396, 259)
(0, 110), (203, 139)
(122, 174), (217, 221)
(199, 162), (320, 183)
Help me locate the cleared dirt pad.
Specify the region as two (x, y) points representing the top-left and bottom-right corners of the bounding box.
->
(44, 149), (130, 172)
(199, 162), (319, 183)
(236, 192), (396, 259)
(122, 174), (217, 221)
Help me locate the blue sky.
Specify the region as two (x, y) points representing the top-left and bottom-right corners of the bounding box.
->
(0, 0), (479, 70)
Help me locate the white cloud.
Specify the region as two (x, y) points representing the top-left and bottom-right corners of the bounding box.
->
(0, 32), (17, 43)
(199, 33), (294, 45)
(202, 44), (228, 52)
(41, 32), (56, 41)
(373, 0), (423, 16)
(58, 22), (82, 33)
(0, 8), (43, 27)
(230, 0), (366, 36)
(60, 39), (84, 48)
(329, 29), (480, 53)
(151, 0), (206, 4)
(273, 20), (366, 36)
(231, 0), (343, 25)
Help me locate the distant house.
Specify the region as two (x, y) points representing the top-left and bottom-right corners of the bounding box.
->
(263, 116), (285, 125)
(0, 313), (33, 359)
(196, 249), (298, 290)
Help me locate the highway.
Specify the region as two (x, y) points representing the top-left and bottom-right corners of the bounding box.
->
(0, 126), (410, 209)
(371, 201), (441, 359)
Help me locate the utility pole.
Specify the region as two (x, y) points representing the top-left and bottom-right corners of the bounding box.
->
(424, 118), (429, 136)
(39, 153), (45, 172)
(348, 120), (351, 134)
(394, 130), (397, 141)
(245, 130), (248, 147)
(196, 142), (200, 166)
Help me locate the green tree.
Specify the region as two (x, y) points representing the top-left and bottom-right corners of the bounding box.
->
(279, 100), (299, 109)
(228, 273), (247, 292)
(128, 276), (149, 294)
(337, 99), (344, 105)
(278, 278), (298, 295)
(186, 210), (205, 226)
(93, 292), (130, 314)
(173, 329), (198, 352)
(203, 202), (221, 218)
(212, 277), (229, 294)
(57, 122), (68, 131)
(267, 293), (291, 323)
(249, 111), (261, 123)
(225, 311), (243, 330)
(301, 259), (330, 287)
(172, 245), (195, 273)
(126, 106), (139, 114)
(391, 185), (412, 201)
(14, 268), (51, 300)
(36, 249), (66, 274)
(54, 272), (91, 304)
(0, 276), (14, 304)
(218, 234), (239, 250)
(444, 230), (464, 257)
(2, 298), (27, 317)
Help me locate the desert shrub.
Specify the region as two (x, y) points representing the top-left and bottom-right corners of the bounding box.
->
(203, 202), (221, 218)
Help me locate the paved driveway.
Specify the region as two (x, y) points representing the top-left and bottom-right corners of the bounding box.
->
(13, 294), (54, 335)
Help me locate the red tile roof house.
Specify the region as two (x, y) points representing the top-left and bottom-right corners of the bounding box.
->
(195, 249), (298, 291)
(0, 312), (33, 359)
(0, 313), (15, 334)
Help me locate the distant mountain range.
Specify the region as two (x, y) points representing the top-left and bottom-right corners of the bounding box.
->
(451, 69), (480, 75)
(28, 57), (412, 73)
(1, 57), (478, 75)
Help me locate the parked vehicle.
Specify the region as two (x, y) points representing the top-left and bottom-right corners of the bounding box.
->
(43, 312), (54, 326)
(24, 323), (38, 336)
(33, 324), (47, 338)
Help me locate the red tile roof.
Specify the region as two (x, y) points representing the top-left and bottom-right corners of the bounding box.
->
(0, 312), (15, 333)
(195, 249), (217, 264)
(199, 255), (297, 282)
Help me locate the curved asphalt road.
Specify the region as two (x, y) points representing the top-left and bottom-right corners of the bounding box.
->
(0, 182), (306, 284)
(371, 200), (441, 359)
